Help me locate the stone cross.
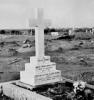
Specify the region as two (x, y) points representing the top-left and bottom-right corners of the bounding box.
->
(20, 9), (61, 86)
(29, 8), (51, 59)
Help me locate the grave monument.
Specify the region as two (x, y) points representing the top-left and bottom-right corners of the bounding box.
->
(20, 8), (61, 86)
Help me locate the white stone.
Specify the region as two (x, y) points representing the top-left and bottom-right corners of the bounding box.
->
(20, 8), (61, 86)
(20, 70), (61, 86)
(3, 84), (52, 100)
(29, 8), (51, 58)
(51, 32), (59, 36)
(20, 56), (61, 86)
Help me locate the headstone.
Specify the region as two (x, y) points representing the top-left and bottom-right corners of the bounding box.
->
(20, 8), (61, 86)
(92, 28), (94, 34)
(86, 29), (88, 33)
(51, 32), (59, 36)
(69, 28), (74, 36)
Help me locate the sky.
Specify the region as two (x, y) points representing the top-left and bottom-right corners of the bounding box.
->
(0, 0), (94, 29)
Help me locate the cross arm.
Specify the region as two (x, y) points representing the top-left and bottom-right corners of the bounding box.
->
(29, 19), (51, 28)
(29, 19), (38, 27)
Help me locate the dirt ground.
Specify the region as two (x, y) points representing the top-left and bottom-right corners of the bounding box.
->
(0, 34), (94, 84)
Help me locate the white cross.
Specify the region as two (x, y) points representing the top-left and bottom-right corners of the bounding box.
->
(29, 8), (51, 58)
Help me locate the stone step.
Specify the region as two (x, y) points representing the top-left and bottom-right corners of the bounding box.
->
(20, 70), (61, 86)
(30, 56), (51, 65)
(35, 70), (61, 85)
(25, 62), (56, 73)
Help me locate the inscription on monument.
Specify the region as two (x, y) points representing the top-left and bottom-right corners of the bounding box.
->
(38, 57), (50, 62)
(20, 8), (61, 86)
(35, 71), (61, 85)
(36, 63), (56, 73)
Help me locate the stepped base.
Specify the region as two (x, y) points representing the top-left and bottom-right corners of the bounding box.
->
(20, 70), (61, 86)
(20, 56), (61, 86)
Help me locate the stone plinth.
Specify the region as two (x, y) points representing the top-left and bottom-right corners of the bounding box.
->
(20, 56), (61, 86)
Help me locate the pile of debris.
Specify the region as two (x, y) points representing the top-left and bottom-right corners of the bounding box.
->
(32, 81), (94, 100)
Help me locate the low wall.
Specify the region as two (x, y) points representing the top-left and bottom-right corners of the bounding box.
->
(2, 84), (52, 100)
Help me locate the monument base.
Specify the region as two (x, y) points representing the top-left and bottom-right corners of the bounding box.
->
(20, 56), (61, 86)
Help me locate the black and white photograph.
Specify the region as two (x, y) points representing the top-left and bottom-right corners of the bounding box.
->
(0, 0), (94, 100)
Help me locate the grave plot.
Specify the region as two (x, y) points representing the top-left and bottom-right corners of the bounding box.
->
(1, 8), (94, 100)
(0, 81), (94, 100)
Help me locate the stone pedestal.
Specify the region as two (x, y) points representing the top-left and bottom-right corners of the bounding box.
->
(20, 56), (61, 86)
